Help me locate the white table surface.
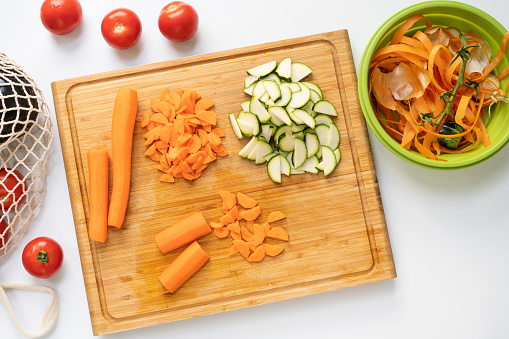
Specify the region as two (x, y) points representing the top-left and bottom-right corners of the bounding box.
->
(1, 0), (509, 338)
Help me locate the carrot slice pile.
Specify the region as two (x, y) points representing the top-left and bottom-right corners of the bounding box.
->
(211, 190), (288, 262)
(142, 88), (228, 182)
(369, 15), (509, 160)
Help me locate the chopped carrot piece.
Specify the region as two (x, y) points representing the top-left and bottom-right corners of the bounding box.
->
(254, 223), (266, 247)
(246, 241), (256, 252)
(241, 226), (254, 242)
(220, 214), (235, 226)
(219, 191), (236, 210)
(141, 111), (150, 128)
(210, 221), (223, 229)
(262, 221), (271, 234)
(246, 220), (254, 233)
(264, 243), (284, 257)
(228, 205), (239, 220)
(232, 240), (250, 259)
(196, 110), (218, 126)
(239, 206), (261, 221)
(226, 221), (240, 233)
(207, 132), (222, 148)
(155, 212), (212, 253)
(214, 227), (230, 239)
(268, 211), (286, 223)
(247, 245), (265, 262)
(229, 244), (239, 256)
(266, 227), (288, 241)
(230, 230), (241, 240)
(194, 97), (215, 112)
(159, 173), (175, 183)
(237, 192), (258, 209)
(211, 127), (225, 138)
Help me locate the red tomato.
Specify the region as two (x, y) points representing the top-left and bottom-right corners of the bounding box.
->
(0, 219), (9, 250)
(158, 2), (199, 42)
(101, 8), (142, 50)
(22, 237), (64, 279)
(0, 168), (26, 211)
(40, 0), (83, 35)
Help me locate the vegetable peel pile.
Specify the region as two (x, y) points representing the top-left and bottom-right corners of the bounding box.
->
(369, 14), (509, 160)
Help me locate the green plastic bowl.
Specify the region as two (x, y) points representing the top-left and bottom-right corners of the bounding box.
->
(358, 1), (509, 170)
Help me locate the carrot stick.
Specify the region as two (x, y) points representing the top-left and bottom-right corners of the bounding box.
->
(155, 212), (212, 253)
(158, 241), (210, 293)
(87, 147), (109, 243)
(108, 88), (138, 228)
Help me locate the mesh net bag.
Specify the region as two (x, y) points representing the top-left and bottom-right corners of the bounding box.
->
(0, 52), (53, 259)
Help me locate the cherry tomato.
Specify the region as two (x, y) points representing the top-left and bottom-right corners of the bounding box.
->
(0, 168), (26, 211)
(101, 8), (142, 50)
(158, 1), (199, 42)
(0, 220), (9, 250)
(22, 237), (64, 279)
(40, 0), (83, 35)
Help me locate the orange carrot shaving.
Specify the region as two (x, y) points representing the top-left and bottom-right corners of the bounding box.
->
(369, 15), (509, 160)
(142, 88), (227, 182)
(158, 241), (209, 293)
(87, 147), (109, 243)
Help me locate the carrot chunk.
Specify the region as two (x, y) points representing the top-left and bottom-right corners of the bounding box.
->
(247, 245), (265, 262)
(232, 240), (250, 259)
(268, 211), (286, 223)
(239, 206), (261, 221)
(236, 192), (258, 209)
(264, 243), (284, 257)
(266, 227), (289, 241)
(155, 212), (212, 253)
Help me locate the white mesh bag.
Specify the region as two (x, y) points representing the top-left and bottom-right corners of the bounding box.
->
(0, 52), (53, 259)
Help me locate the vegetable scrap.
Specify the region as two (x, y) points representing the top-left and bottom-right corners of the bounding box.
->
(141, 88), (227, 182)
(212, 190), (288, 262)
(369, 14), (509, 160)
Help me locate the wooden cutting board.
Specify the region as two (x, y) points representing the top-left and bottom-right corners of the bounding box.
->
(51, 30), (396, 336)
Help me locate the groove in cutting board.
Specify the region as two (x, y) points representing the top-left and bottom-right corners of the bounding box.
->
(52, 30), (395, 336)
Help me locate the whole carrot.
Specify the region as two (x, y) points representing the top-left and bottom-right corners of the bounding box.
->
(108, 87), (138, 228)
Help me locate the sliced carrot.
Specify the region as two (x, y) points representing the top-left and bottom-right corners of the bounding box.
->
(211, 127), (225, 138)
(236, 192), (258, 209)
(266, 227), (289, 241)
(196, 110), (218, 126)
(247, 245), (265, 262)
(87, 147), (109, 243)
(232, 240), (250, 259)
(229, 244), (239, 256)
(219, 191), (237, 210)
(214, 227), (230, 239)
(262, 221), (271, 234)
(155, 212), (212, 253)
(228, 205), (239, 221)
(158, 241), (209, 293)
(159, 173), (175, 183)
(264, 243), (284, 257)
(210, 221), (223, 229)
(194, 97), (215, 112)
(246, 241), (256, 252)
(227, 221), (240, 233)
(230, 230), (242, 240)
(239, 206), (261, 221)
(141, 111), (150, 128)
(240, 226), (254, 242)
(268, 211), (286, 223)
(108, 88), (138, 228)
(254, 223), (266, 247)
(220, 214), (235, 226)
(246, 220), (254, 233)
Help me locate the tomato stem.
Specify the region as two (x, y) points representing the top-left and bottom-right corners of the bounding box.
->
(114, 22), (125, 33)
(36, 250), (49, 264)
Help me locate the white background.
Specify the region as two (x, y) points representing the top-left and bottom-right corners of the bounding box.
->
(1, 0), (509, 338)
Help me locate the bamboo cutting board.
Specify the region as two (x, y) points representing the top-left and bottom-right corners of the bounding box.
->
(52, 30), (396, 336)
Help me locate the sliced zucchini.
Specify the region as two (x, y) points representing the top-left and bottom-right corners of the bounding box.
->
(262, 80), (282, 102)
(292, 109), (316, 129)
(268, 106), (292, 126)
(276, 57), (292, 79)
(288, 109), (304, 125)
(280, 82), (301, 93)
(315, 124), (330, 146)
(267, 155), (282, 183)
(314, 114), (335, 127)
(280, 154), (291, 176)
(313, 100), (338, 116)
(298, 155), (319, 173)
(270, 111), (285, 126)
(291, 123), (307, 133)
(260, 124), (274, 143)
(247, 61), (277, 78)
(327, 123), (340, 150)
(240, 100), (251, 112)
(273, 125), (292, 147)
(258, 92), (271, 103)
(272, 85), (292, 107)
(255, 139), (273, 164)
(243, 82), (255, 96)
(321, 146), (337, 176)
(291, 62), (312, 82)
(264, 152), (279, 162)
(334, 148), (341, 164)
(287, 82), (311, 108)
(237, 111), (260, 137)
(293, 138), (307, 168)
(244, 75), (259, 89)
(315, 160), (324, 171)
(278, 133), (295, 152)
(301, 100), (315, 115)
(301, 81), (323, 99)
(229, 113), (243, 139)
(305, 132), (320, 157)
(252, 81), (267, 98)
(250, 97), (271, 123)
(293, 131), (305, 140)
(238, 137), (258, 158)
(263, 73), (282, 84)
(309, 89), (321, 103)
(247, 140), (259, 160)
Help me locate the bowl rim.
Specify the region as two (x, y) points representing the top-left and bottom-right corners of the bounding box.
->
(358, 0), (509, 170)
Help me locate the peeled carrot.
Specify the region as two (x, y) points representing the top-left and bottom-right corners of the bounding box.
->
(108, 87), (138, 228)
(87, 147), (109, 243)
(158, 241), (210, 293)
(155, 212), (212, 253)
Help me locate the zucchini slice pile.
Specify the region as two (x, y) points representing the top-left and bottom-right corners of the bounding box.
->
(229, 59), (341, 183)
